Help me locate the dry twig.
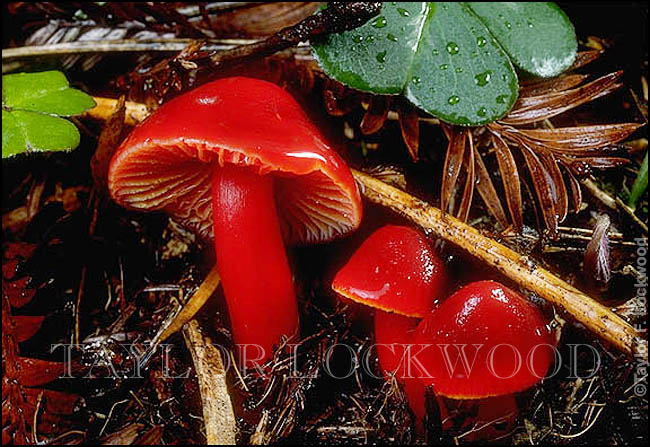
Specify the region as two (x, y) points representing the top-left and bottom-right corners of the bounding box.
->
(183, 319), (237, 445)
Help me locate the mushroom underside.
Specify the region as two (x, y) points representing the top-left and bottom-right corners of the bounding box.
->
(109, 140), (359, 245)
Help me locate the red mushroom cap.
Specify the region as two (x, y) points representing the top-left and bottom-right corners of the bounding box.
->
(413, 281), (555, 399)
(332, 225), (448, 318)
(108, 77), (362, 244)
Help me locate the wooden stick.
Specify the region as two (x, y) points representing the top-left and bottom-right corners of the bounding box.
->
(84, 97), (150, 127)
(351, 169), (646, 361)
(183, 319), (236, 445)
(89, 97), (647, 360)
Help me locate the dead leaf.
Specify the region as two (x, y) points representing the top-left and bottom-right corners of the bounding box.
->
(397, 100), (420, 162)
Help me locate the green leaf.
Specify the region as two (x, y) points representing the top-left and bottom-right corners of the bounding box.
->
(406, 3), (518, 125)
(628, 152), (648, 209)
(2, 110), (81, 156)
(313, 2), (429, 94)
(2, 70), (95, 158)
(312, 2), (577, 125)
(312, 2), (518, 125)
(3, 70), (96, 116)
(467, 2), (577, 78)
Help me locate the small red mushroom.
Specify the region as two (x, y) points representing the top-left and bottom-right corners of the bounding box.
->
(413, 280), (555, 439)
(109, 77), (362, 367)
(332, 225), (448, 428)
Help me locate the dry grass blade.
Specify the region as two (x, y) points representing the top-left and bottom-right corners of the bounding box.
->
(500, 128), (631, 159)
(491, 133), (523, 231)
(397, 101), (420, 162)
(456, 133), (476, 222)
(561, 155), (629, 172)
(360, 95), (390, 135)
(502, 71), (623, 125)
(568, 50), (604, 71)
(564, 166), (583, 212)
(541, 154), (569, 222)
(520, 73), (589, 97)
(441, 128), (467, 214)
(156, 266), (221, 344)
(516, 123), (642, 150)
(520, 144), (559, 237)
(473, 145), (509, 228)
(183, 320), (237, 445)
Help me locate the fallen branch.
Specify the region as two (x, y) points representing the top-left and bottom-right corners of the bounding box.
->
(88, 97), (647, 361)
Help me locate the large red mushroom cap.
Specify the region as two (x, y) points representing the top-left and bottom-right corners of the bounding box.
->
(332, 225), (448, 318)
(108, 76), (362, 244)
(413, 280), (555, 399)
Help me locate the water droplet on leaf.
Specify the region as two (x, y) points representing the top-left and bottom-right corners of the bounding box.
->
(448, 95), (460, 105)
(446, 42), (459, 55)
(397, 7), (410, 17)
(474, 70), (492, 87)
(376, 50), (387, 63)
(372, 16), (387, 28)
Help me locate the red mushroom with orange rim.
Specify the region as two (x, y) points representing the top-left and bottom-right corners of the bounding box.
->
(414, 280), (557, 438)
(108, 77), (362, 367)
(332, 225), (449, 429)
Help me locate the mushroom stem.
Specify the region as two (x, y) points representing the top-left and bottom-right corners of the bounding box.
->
(212, 165), (299, 367)
(374, 311), (426, 431)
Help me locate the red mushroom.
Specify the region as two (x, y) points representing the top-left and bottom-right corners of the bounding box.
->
(331, 225), (448, 428)
(108, 77), (362, 367)
(413, 280), (555, 438)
